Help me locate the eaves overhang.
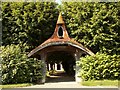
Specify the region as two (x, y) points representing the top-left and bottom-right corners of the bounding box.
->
(28, 41), (94, 57)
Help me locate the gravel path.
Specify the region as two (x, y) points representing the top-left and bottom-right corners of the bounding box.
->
(23, 71), (118, 88)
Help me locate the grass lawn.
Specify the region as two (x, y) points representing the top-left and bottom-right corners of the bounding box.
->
(0, 83), (33, 88)
(81, 80), (119, 86)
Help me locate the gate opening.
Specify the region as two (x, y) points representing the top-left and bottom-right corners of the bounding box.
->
(46, 51), (75, 82)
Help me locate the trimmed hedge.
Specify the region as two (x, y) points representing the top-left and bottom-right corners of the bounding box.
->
(1, 44), (43, 84)
(79, 53), (120, 81)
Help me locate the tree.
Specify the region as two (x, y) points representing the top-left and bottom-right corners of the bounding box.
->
(62, 2), (120, 55)
(1, 44), (43, 84)
(2, 2), (59, 50)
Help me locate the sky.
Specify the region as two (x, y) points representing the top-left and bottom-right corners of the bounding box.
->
(55, 0), (62, 4)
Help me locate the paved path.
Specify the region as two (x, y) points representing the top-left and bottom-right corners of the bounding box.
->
(24, 81), (117, 88)
(24, 71), (118, 88)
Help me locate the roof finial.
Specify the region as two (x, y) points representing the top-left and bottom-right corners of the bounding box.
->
(57, 12), (64, 24)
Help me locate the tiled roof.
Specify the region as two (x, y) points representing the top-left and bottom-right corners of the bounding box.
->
(28, 13), (94, 57)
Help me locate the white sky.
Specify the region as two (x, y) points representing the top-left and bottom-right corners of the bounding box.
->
(55, 0), (62, 4)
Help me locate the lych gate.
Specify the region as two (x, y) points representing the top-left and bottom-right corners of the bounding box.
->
(28, 13), (94, 84)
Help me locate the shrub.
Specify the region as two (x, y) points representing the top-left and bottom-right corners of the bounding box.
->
(79, 53), (120, 81)
(1, 44), (43, 84)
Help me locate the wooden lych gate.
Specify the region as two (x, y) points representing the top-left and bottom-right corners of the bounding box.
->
(28, 13), (94, 84)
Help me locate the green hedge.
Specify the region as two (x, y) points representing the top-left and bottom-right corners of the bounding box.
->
(1, 44), (43, 84)
(79, 53), (120, 81)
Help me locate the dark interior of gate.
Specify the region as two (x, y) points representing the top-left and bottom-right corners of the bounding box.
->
(46, 50), (76, 82)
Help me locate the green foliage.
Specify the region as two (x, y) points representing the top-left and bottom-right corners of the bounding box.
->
(2, 2), (59, 50)
(0, 83), (32, 88)
(1, 44), (43, 84)
(79, 53), (120, 81)
(62, 2), (120, 55)
(47, 70), (57, 76)
(2, 2), (120, 55)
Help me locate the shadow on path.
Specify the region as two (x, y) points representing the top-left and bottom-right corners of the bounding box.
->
(46, 71), (75, 83)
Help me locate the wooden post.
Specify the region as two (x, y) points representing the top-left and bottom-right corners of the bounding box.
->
(47, 63), (49, 71)
(49, 64), (51, 70)
(40, 53), (47, 84)
(74, 50), (82, 83)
